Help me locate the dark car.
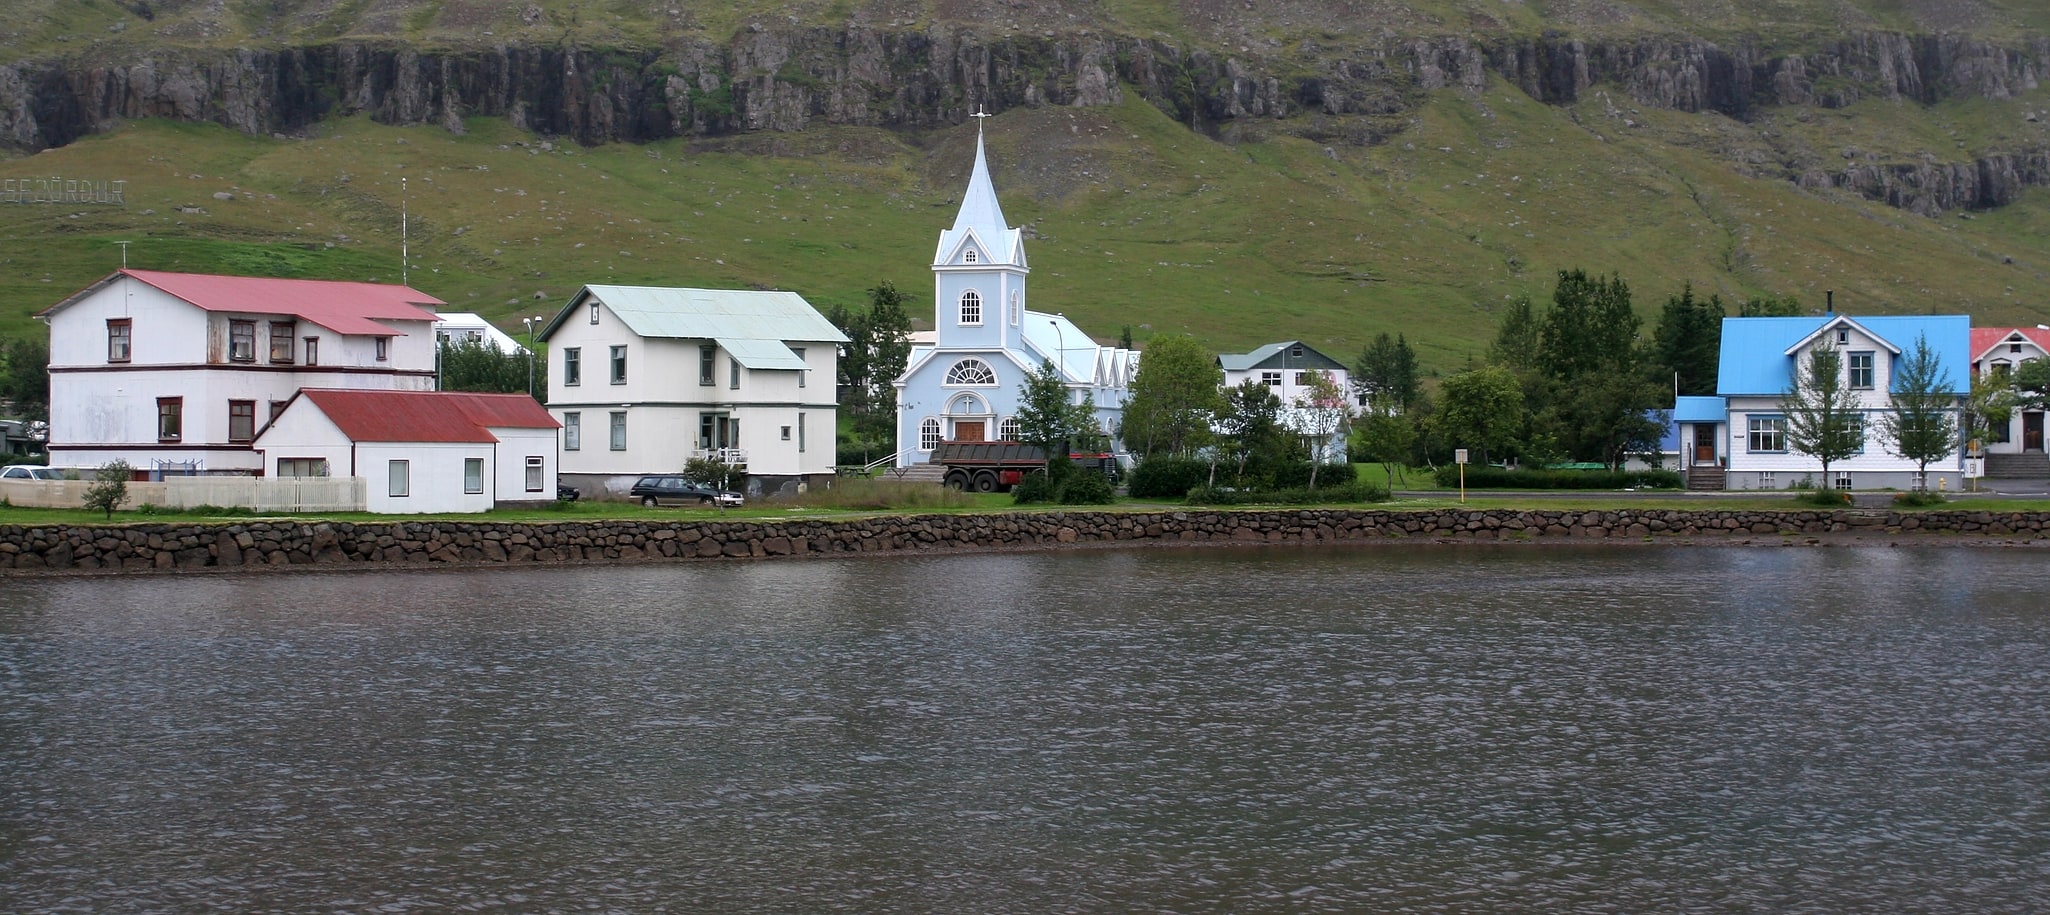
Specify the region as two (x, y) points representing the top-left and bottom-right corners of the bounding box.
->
(629, 474), (744, 508)
(556, 484), (580, 502)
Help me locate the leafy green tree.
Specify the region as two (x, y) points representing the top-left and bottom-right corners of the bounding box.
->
(1119, 334), (1222, 458)
(0, 336), (50, 422)
(84, 460), (131, 519)
(1016, 359), (1079, 471)
(1118, 325), (1135, 350)
(1488, 296), (1541, 373)
(829, 281), (915, 461)
(1539, 269), (1637, 382)
(1294, 369), (1353, 489)
(2012, 357), (2050, 411)
(1878, 334), (1961, 491)
(438, 338), (533, 394)
(1351, 406), (1417, 486)
(1965, 373), (2017, 453)
(1739, 294), (1803, 317)
(1652, 283), (1725, 398)
(1213, 379), (1286, 487)
(1781, 344), (1864, 489)
(1353, 332), (1420, 412)
(1435, 364), (1524, 466)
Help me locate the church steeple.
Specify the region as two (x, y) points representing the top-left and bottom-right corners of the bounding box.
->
(950, 111), (1009, 244)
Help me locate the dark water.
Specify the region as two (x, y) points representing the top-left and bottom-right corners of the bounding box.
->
(2, 545), (2047, 913)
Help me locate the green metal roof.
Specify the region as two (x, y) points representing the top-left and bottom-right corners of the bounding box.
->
(541, 285), (849, 348)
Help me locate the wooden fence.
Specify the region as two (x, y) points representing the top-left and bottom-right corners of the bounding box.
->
(1, 476), (365, 513)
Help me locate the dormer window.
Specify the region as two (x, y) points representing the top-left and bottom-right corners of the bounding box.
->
(964, 249), (979, 264)
(959, 290), (983, 326)
(1835, 328), (1849, 346)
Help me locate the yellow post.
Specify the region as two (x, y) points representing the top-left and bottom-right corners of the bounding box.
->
(1459, 462), (1466, 504)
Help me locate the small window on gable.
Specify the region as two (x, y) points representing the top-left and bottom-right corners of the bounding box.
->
(1010, 291), (1020, 326)
(589, 302), (601, 324)
(964, 248), (979, 264)
(944, 359), (997, 386)
(2012, 343), (2024, 354)
(1835, 328), (1850, 346)
(107, 319), (132, 363)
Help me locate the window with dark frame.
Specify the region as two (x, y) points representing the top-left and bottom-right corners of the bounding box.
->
(464, 458), (484, 494)
(610, 345), (627, 384)
(270, 322), (295, 363)
(107, 319), (132, 363)
(228, 401), (256, 443)
(304, 337), (319, 366)
(389, 460), (409, 497)
(700, 345), (717, 385)
(793, 347), (806, 387)
(375, 337), (390, 362)
(157, 397), (182, 441)
(563, 347), (581, 386)
(563, 412), (581, 450)
(525, 456), (544, 492)
(1848, 352), (1875, 389)
(229, 320), (256, 362)
(610, 411), (627, 450)
(1261, 371), (1281, 387)
(730, 357), (741, 390)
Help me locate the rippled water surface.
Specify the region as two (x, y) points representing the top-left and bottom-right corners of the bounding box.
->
(4, 545), (2049, 912)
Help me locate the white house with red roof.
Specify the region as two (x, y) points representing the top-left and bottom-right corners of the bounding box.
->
(255, 389), (560, 513)
(35, 269), (442, 476)
(1970, 326), (2050, 456)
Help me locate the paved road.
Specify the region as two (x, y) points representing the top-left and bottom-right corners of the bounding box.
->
(1393, 478), (2050, 501)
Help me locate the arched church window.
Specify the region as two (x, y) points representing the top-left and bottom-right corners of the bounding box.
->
(919, 418), (941, 451)
(1010, 291), (1021, 325)
(999, 416), (1020, 441)
(959, 290), (982, 325)
(964, 249), (979, 264)
(944, 359), (997, 386)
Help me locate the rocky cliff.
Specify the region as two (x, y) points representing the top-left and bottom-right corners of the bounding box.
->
(4, 28), (2047, 214)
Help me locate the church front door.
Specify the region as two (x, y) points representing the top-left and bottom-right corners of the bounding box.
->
(954, 420), (986, 443)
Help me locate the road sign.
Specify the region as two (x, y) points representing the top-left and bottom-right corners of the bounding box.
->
(1455, 449), (1469, 464)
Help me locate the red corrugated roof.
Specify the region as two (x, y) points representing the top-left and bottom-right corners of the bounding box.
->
(296, 390), (557, 443)
(41, 269), (443, 336)
(1971, 326), (2050, 361)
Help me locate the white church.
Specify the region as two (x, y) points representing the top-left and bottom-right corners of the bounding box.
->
(892, 114), (1138, 466)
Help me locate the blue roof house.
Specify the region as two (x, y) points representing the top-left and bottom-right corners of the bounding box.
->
(893, 117), (1138, 467)
(1716, 314), (1970, 491)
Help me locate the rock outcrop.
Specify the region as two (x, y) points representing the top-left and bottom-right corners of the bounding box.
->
(3, 28), (2048, 214)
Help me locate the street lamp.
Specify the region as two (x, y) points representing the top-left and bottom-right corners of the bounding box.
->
(522, 315), (542, 398)
(1048, 314), (1069, 403)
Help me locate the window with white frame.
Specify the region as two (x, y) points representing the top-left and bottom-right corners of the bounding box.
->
(388, 460), (410, 498)
(610, 411), (627, 450)
(564, 412), (581, 450)
(464, 458), (484, 494)
(1010, 291), (1020, 325)
(1748, 416), (1787, 452)
(1848, 351), (1875, 389)
(959, 290), (982, 325)
(944, 359), (998, 386)
(999, 416), (1020, 440)
(1846, 412), (1866, 453)
(964, 248), (979, 264)
(1835, 328), (1850, 345)
(525, 456), (544, 492)
(1834, 472), (1853, 490)
(919, 417), (941, 451)
(1758, 471), (1777, 489)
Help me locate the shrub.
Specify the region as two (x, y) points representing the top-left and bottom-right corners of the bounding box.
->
(1892, 490), (1948, 508)
(1430, 465), (1682, 490)
(1011, 471), (1056, 505)
(1057, 470), (1117, 505)
(1793, 488), (1852, 507)
(1127, 457), (1208, 499)
(1184, 482), (1391, 505)
(1270, 461), (1357, 489)
(783, 477), (973, 511)
(83, 460), (131, 519)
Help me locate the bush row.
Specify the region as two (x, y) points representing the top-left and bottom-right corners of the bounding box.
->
(1185, 482), (1391, 505)
(1431, 465), (1683, 490)
(1129, 458), (1357, 500)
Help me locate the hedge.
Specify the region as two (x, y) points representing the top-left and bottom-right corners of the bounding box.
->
(1431, 465), (1683, 490)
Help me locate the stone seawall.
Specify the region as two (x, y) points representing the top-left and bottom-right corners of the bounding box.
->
(3, 507), (2045, 573)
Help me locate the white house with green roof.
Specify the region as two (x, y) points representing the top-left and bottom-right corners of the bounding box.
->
(536, 284), (848, 497)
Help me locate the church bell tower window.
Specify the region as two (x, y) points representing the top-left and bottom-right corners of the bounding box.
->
(959, 290), (983, 326)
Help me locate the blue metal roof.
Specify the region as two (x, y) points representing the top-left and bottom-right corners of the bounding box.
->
(1716, 315), (1971, 396)
(1672, 396), (1727, 423)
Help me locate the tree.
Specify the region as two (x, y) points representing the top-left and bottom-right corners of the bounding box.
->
(1213, 379), (1286, 487)
(83, 460), (131, 519)
(1016, 359), (1080, 471)
(1353, 332), (1420, 413)
(1539, 269), (1638, 383)
(1352, 405), (1418, 486)
(1488, 296), (1542, 373)
(2012, 357), (2050, 411)
(1879, 334), (1961, 491)
(1965, 373), (2017, 453)
(1118, 325), (1135, 350)
(1739, 294), (1803, 317)
(1651, 283), (1724, 398)
(1434, 365), (1524, 465)
(1780, 344), (1864, 489)
(1119, 334), (1222, 459)
(829, 281), (915, 459)
(438, 338), (532, 394)
(0, 336), (50, 422)
(1294, 369), (1353, 489)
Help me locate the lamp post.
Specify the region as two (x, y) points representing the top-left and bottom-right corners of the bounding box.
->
(523, 315), (541, 398)
(1048, 314), (1069, 403)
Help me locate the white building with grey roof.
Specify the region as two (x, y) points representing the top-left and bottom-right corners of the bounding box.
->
(536, 284), (848, 497)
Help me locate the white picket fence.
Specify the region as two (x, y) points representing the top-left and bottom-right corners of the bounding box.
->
(1, 476), (366, 513)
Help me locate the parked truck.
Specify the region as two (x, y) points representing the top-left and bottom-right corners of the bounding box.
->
(932, 441), (1120, 492)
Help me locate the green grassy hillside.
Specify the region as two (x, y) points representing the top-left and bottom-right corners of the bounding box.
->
(5, 73), (2049, 373)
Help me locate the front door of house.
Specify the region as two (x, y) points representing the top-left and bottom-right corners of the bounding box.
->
(2026, 412), (2045, 452)
(954, 420), (985, 443)
(1693, 423), (1718, 464)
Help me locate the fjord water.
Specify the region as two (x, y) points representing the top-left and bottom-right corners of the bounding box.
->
(3, 545), (2046, 912)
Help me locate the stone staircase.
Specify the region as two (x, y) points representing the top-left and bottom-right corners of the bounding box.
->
(873, 460), (948, 485)
(1684, 466), (1727, 491)
(1984, 452), (2050, 478)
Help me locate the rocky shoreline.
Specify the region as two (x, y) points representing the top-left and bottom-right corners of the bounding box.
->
(2, 506), (2046, 575)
